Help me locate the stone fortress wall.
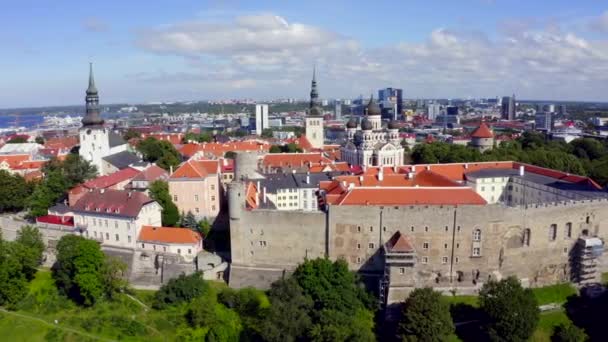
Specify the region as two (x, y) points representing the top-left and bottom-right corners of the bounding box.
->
(229, 183), (608, 296)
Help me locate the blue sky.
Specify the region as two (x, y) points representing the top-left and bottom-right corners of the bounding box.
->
(1, 0), (607, 107)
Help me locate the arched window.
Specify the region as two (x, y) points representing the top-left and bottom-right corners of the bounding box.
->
(565, 222), (572, 239)
(523, 229), (531, 246)
(473, 229), (482, 242)
(549, 224), (557, 241)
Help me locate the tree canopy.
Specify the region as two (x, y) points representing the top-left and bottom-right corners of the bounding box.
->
(53, 235), (125, 306)
(137, 137), (181, 171)
(149, 180), (180, 226)
(479, 276), (539, 342)
(398, 287), (455, 341)
(0, 170), (33, 212)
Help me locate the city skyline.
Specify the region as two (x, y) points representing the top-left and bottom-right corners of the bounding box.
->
(1, 0), (608, 107)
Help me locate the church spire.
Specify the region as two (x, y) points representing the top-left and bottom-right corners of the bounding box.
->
(87, 62), (98, 95)
(82, 63), (104, 127)
(308, 65), (322, 117)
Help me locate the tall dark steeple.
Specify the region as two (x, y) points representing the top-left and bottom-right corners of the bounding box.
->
(308, 66), (322, 117)
(82, 63), (104, 127)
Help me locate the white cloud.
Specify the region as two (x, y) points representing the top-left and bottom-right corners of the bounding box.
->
(133, 13), (608, 101)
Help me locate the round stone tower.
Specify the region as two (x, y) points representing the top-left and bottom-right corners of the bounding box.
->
(470, 121), (495, 152)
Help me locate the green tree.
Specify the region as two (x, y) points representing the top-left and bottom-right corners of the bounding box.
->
(154, 272), (209, 308)
(102, 256), (128, 299)
(186, 290), (243, 342)
(14, 225), (45, 280)
(551, 323), (587, 342)
(479, 276), (539, 342)
(27, 170), (70, 217)
(293, 258), (376, 341)
(0, 170), (32, 212)
(53, 235), (106, 306)
(35, 136), (45, 145)
(224, 151), (237, 159)
(197, 218), (211, 236)
(398, 287), (454, 341)
(137, 137), (181, 171)
(269, 145), (282, 153)
(0, 239), (28, 307)
(44, 154), (97, 186)
(16, 225), (45, 258)
(149, 180), (180, 226)
(123, 129), (141, 141)
(181, 211), (198, 229)
(261, 129), (274, 138)
(256, 277), (313, 342)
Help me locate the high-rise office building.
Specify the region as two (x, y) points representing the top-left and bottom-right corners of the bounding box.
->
(446, 106), (458, 116)
(255, 104), (269, 135)
(535, 111), (554, 132)
(334, 100), (342, 120)
(558, 105), (567, 115)
(378, 87), (403, 120)
(501, 94), (516, 120)
(427, 103), (442, 121)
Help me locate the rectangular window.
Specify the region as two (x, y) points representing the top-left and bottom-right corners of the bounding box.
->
(368, 243), (375, 249)
(422, 257), (428, 264)
(105, 220), (108, 227)
(128, 236), (131, 243)
(473, 247), (481, 256)
(211, 196), (216, 201)
(142, 243), (145, 248)
(399, 267), (405, 274)
(188, 249), (192, 254)
(549, 224), (557, 241)
(173, 195), (178, 201)
(115, 234), (119, 241)
(114, 221), (118, 228)
(259, 241), (267, 247)
(195, 208), (200, 213)
(211, 185), (215, 190)
(195, 195), (199, 201)
(423, 242), (429, 249)
(105, 233), (109, 240)
(357, 243), (361, 249)
(442, 257), (448, 264)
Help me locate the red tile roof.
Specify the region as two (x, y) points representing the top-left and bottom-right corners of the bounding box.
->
(386, 231), (414, 253)
(131, 165), (168, 182)
(36, 215), (74, 227)
(71, 189), (155, 218)
(179, 141), (271, 158)
(141, 133), (184, 145)
(262, 152), (333, 168)
(0, 154), (31, 168)
(512, 162), (602, 189)
(44, 136), (78, 150)
(471, 122), (494, 138)
(170, 160), (219, 179)
(138, 226), (202, 244)
(245, 181), (259, 209)
(82, 167), (141, 189)
(330, 187), (486, 206)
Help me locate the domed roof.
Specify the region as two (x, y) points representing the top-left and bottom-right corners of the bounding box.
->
(309, 105), (322, 117)
(361, 118), (373, 130)
(388, 120), (399, 129)
(346, 117), (357, 129)
(366, 95), (381, 116)
(471, 121), (494, 139)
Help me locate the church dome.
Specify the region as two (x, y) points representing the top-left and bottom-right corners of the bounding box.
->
(346, 117), (357, 129)
(388, 120), (399, 130)
(366, 96), (381, 116)
(361, 118), (373, 130)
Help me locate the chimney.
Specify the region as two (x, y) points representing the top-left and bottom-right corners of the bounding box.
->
(128, 191), (132, 198)
(341, 180), (347, 188)
(170, 165), (174, 175)
(464, 163), (469, 169)
(408, 171), (415, 179)
(359, 175), (364, 182)
(306, 173), (310, 184)
(519, 165), (525, 176)
(348, 183), (355, 190)
(100, 188), (105, 194)
(394, 165), (398, 173)
(412, 165), (416, 172)
(256, 180), (260, 191)
(378, 168), (384, 181)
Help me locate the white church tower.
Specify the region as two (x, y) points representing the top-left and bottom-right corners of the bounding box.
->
(79, 63), (127, 175)
(305, 67), (324, 149)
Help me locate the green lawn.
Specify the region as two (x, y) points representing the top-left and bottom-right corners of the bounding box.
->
(530, 310), (571, 342)
(443, 295), (479, 307)
(532, 283), (577, 305)
(0, 312), (52, 341)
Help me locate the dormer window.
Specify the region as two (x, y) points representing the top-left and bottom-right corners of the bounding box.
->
(96, 207), (100, 212)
